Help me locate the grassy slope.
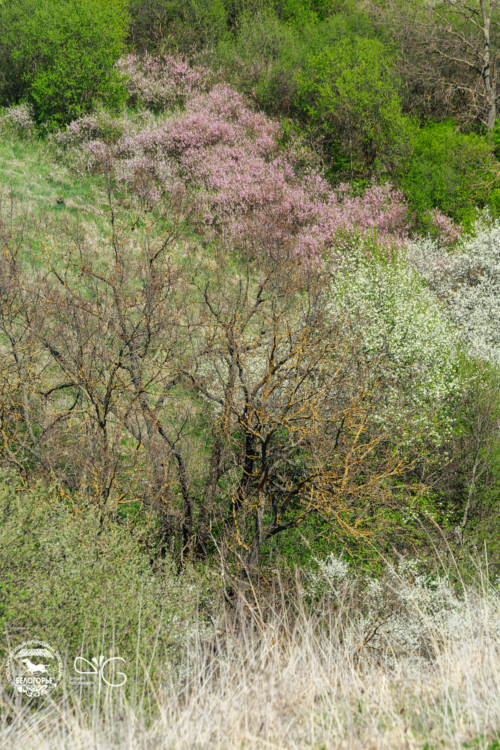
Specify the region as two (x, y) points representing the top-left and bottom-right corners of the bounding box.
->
(0, 128), (208, 256)
(0, 135), (103, 220)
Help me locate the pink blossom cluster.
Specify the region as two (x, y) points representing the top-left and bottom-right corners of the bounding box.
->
(55, 110), (126, 146)
(56, 56), (459, 257)
(115, 53), (212, 109)
(2, 103), (36, 133)
(427, 209), (462, 245)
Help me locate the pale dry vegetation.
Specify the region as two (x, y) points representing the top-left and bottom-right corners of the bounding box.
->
(1, 566), (500, 750)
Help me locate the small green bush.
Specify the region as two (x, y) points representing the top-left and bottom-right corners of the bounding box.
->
(296, 37), (413, 177)
(214, 9), (301, 113)
(0, 473), (221, 685)
(0, 0), (129, 130)
(399, 121), (500, 229)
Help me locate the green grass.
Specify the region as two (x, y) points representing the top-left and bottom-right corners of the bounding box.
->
(0, 134), (104, 220)
(0, 130), (127, 272)
(0, 128), (198, 278)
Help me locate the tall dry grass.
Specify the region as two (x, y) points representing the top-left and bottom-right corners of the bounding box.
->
(1, 564), (500, 750)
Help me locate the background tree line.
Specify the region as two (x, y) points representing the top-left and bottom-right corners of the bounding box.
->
(2, 0), (500, 229)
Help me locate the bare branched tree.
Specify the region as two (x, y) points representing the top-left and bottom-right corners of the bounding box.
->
(371, 0), (500, 129)
(0, 192), (426, 578)
(185, 228), (427, 580)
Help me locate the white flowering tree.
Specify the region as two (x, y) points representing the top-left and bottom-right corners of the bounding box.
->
(328, 248), (463, 444)
(406, 219), (500, 541)
(408, 216), (500, 367)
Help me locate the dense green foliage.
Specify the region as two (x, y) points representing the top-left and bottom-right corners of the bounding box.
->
(185, 0), (500, 202)
(399, 121), (500, 229)
(0, 0), (129, 129)
(296, 37), (411, 177)
(0, 472), (220, 670)
(128, 0), (339, 53)
(128, 0), (228, 52)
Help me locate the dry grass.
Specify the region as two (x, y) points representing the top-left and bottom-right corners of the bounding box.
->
(1, 574), (500, 750)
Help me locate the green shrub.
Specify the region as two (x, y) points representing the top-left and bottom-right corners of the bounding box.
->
(399, 121), (500, 229)
(211, 5), (405, 178)
(296, 37), (413, 177)
(0, 0), (129, 130)
(279, 0), (320, 26)
(213, 10), (379, 116)
(0, 473), (221, 684)
(214, 9), (301, 113)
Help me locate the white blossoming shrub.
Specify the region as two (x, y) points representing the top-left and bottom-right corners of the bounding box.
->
(308, 554), (500, 671)
(408, 213), (500, 366)
(362, 560), (500, 672)
(359, 560), (463, 665)
(328, 250), (463, 441)
(317, 554), (350, 582)
(305, 553), (350, 599)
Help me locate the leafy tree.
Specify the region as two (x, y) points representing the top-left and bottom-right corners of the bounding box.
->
(212, 8), (378, 117)
(398, 121), (499, 228)
(0, 0), (129, 129)
(213, 9), (302, 113)
(296, 37), (413, 178)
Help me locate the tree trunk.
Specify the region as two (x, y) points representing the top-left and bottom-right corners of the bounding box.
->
(487, 92), (497, 132)
(481, 4), (497, 131)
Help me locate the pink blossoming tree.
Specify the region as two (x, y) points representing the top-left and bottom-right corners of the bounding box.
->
(55, 54), (458, 259)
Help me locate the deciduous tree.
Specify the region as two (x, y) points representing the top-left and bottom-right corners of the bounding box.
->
(371, 0), (500, 130)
